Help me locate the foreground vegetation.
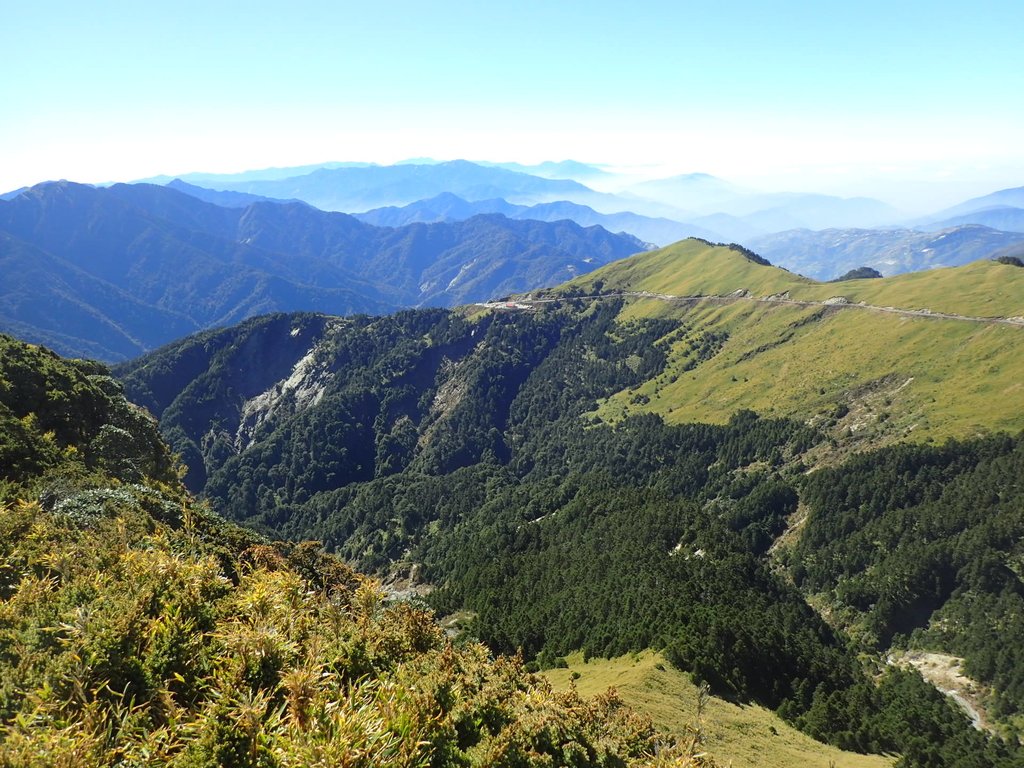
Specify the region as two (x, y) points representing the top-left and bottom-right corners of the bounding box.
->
(0, 334), (720, 767)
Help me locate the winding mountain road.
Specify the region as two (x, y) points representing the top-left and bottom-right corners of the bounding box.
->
(481, 290), (1024, 328)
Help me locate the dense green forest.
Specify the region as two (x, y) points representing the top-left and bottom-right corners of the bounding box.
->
(116, 300), (1024, 766)
(792, 435), (1024, 720)
(0, 333), (720, 767)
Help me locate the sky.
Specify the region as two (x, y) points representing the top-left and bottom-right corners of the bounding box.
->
(3, 0), (1023, 211)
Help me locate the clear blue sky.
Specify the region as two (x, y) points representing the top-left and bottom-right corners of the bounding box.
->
(3, 0), (1022, 208)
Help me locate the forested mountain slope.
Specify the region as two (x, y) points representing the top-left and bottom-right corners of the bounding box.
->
(115, 244), (1024, 764)
(0, 333), (713, 767)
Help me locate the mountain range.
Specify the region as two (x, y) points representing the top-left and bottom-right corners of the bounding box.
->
(0, 181), (643, 361)
(136, 159), (908, 234)
(923, 206), (1024, 233)
(352, 191), (720, 245)
(3, 144), (1024, 766)
(747, 224), (1024, 280)
(475, 159), (613, 182)
(186, 159), (617, 213)
(926, 185), (1024, 221)
(120, 160), (1024, 276)
(5, 159), (1024, 367)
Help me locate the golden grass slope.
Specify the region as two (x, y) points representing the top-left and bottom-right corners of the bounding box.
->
(560, 240), (1024, 443)
(543, 652), (894, 768)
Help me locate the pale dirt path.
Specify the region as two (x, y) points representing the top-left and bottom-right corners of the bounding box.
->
(888, 651), (989, 732)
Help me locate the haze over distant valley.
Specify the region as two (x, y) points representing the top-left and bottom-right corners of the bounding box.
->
(137, 158), (1024, 278)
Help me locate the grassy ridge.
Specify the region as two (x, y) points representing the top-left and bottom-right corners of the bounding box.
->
(829, 259), (1024, 319)
(565, 239), (809, 298)
(103, 246), (1024, 761)
(558, 240), (1024, 443)
(600, 300), (1022, 442)
(569, 239), (1024, 319)
(544, 652), (893, 768)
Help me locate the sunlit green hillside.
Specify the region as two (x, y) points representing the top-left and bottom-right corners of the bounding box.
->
(566, 240), (811, 298)
(544, 652), (894, 768)
(556, 239), (1024, 444)
(567, 239), (1024, 319)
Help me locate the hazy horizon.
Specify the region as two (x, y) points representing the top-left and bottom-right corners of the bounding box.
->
(4, 1), (1023, 213)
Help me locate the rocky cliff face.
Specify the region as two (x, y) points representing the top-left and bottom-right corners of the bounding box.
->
(234, 324), (340, 452)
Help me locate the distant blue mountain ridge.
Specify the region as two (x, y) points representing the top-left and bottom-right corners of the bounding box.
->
(6, 159), (1020, 295)
(151, 159), (913, 236)
(927, 185), (1024, 220)
(747, 224), (1024, 281)
(153, 161), (1024, 275)
(0, 181), (644, 361)
(351, 192), (721, 246)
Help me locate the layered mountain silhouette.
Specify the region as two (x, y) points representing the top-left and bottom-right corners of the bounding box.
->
(144, 160), (924, 246)
(352, 192), (721, 245)
(134, 165), (1024, 285)
(6, 161), (1019, 357)
(136, 160), (375, 186)
(626, 172), (742, 213)
(748, 224), (1024, 280)
(163, 178), (301, 208)
(0, 181), (643, 361)
(190, 159), (615, 212)
(475, 159), (612, 181)
(923, 206), (1024, 233)
(929, 185), (1024, 220)
(121, 160), (1024, 279)
(912, 186), (1024, 235)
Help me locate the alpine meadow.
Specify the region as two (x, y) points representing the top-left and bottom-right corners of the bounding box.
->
(3, 2), (1024, 766)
